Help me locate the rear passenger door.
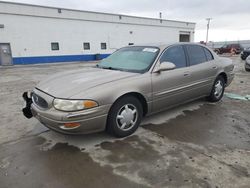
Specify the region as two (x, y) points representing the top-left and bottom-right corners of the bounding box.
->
(226, 44), (232, 53)
(185, 44), (218, 97)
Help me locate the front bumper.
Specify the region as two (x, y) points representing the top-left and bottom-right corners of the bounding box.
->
(31, 104), (109, 134)
(241, 53), (249, 60)
(22, 92), (33, 119)
(226, 71), (234, 87)
(245, 61), (250, 70)
(23, 89), (111, 134)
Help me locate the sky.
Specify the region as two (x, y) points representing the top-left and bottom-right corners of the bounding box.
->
(4, 0), (250, 42)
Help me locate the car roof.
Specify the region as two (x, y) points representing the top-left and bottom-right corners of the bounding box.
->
(130, 42), (208, 50)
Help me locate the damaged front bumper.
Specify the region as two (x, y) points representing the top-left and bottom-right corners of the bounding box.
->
(22, 89), (110, 134)
(22, 92), (33, 119)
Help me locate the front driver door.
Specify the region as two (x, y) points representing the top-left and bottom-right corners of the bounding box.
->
(152, 45), (193, 113)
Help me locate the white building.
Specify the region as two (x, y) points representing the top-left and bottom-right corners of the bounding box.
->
(0, 1), (195, 65)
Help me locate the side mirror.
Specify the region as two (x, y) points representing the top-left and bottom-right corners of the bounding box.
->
(154, 61), (176, 72)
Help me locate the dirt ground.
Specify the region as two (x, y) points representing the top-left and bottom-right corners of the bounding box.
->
(0, 57), (249, 188)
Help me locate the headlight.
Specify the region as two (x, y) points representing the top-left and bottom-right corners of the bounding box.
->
(53, 99), (98, 112)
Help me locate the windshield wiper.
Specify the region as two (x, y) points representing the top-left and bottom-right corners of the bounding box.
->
(97, 65), (121, 71)
(96, 64), (134, 73)
(103, 67), (117, 70)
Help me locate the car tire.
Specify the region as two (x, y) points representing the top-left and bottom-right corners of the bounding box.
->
(207, 76), (225, 102)
(241, 56), (246, 60)
(106, 96), (143, 138)
(245, 67), (250, 72)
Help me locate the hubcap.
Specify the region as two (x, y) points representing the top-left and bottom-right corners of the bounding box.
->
(116, 104), (137, 131)
(214, 80), (223, 98)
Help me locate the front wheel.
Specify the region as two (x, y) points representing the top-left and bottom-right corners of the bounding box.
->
(106, 96), (143, 138)
(207, 76), (225, 102)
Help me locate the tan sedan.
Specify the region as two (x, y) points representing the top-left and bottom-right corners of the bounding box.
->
(23, 43), (234, 137)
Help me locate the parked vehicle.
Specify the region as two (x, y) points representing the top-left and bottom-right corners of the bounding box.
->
(241, 47), (250, 60)
(23, 43), (234, 137)
(245, 56), (250, 72)
(214, 43), (244, 55)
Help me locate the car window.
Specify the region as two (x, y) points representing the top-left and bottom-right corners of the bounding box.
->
(204, 48), (214, 61)
(234, 44), (241, 48)
(160, 45), (187, 68)
(98, 46), (159, 73)
(186, 45), (207, 66)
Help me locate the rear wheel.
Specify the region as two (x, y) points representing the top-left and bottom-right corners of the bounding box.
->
(245, 67), (250, 72)
(207, 76), (225, 102)
(106, 96), (143, 138)
(241, 56), (246, 60)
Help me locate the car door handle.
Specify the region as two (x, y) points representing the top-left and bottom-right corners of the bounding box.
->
(212, 66), (217, 69)
(183, 72), (190, 76)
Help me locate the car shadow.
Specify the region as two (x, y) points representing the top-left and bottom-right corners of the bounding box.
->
(36, 99), (205, 151)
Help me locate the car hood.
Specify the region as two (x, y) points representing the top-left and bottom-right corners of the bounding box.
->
(36, 67), (138, 98)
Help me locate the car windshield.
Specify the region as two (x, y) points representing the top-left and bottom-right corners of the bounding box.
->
(97, 46), (160, 73)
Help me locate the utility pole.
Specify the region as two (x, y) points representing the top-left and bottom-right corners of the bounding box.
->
(206, 18), (212, 44)
(159, 12), (162, 23)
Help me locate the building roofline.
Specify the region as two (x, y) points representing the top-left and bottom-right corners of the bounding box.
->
(0, 0), (196, 25)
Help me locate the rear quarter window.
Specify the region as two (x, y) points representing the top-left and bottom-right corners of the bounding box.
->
(204, 48), (214, 61)
(186, 45), (207, 66)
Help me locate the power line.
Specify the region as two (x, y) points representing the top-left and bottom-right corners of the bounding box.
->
(206, 18), (212, 44)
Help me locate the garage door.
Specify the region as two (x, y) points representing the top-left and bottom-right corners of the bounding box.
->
(179, 31), (190, 42)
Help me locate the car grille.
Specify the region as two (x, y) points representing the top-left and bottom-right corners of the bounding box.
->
(32, 93), (48, 109)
